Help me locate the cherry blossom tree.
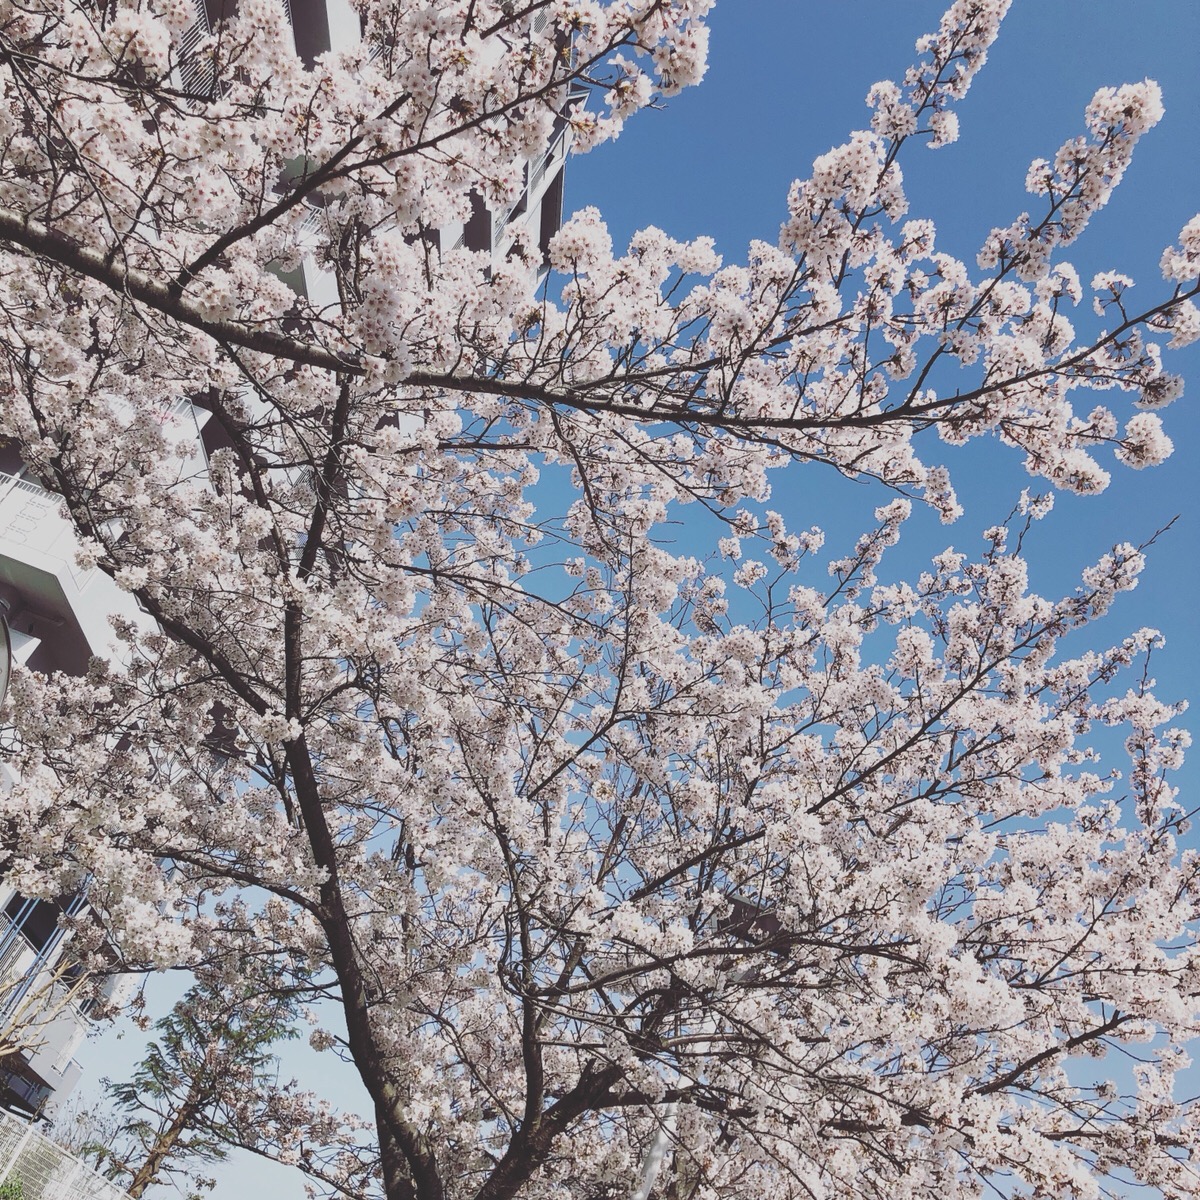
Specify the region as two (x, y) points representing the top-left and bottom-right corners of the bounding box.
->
(0, 1), (1198, 1198)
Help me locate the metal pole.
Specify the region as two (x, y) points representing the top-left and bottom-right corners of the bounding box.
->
(631, 1101), (678, 1200)
(0, 598), (11, 709)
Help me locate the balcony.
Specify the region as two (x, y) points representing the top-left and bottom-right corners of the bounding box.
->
(0, 911), (38, 1012)
(0, 471), (158, 675)
(0, 474), (91, 588)
(0, 905), (91, 1117)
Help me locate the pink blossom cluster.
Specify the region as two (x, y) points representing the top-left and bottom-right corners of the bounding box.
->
(0, 2), (1194, 1199)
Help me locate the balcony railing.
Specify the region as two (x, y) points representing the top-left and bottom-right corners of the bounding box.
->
(0, 895), (92, 1032)
(0, 914), (36, 1004)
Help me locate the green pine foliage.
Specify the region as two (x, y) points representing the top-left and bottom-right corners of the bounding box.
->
(95, 977), (299, 1199)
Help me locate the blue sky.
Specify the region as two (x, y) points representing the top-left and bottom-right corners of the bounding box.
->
(566, 0), (1200, 723)
(80, 5), (1200, 1196)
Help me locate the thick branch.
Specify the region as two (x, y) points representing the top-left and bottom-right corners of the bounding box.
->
(0, 207), (361, 373)
(2, 205), (1195, 452)
(473, 1063), (622, 1200)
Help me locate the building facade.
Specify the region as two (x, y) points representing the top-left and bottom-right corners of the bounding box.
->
(0, 463), (163, 1117)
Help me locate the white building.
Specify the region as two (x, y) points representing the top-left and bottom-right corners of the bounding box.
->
(0, 0), (576, 1120)
(0, 462), (162, 1117)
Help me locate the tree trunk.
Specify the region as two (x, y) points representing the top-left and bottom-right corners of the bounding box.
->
(377, 1115), (418, 1200)
(126, 1100), (201, 1198)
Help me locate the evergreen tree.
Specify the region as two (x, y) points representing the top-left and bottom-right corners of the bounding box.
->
(95, 978), (297, 1199)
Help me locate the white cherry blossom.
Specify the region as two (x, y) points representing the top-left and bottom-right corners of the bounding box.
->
(0, 3), (1195, 1199)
